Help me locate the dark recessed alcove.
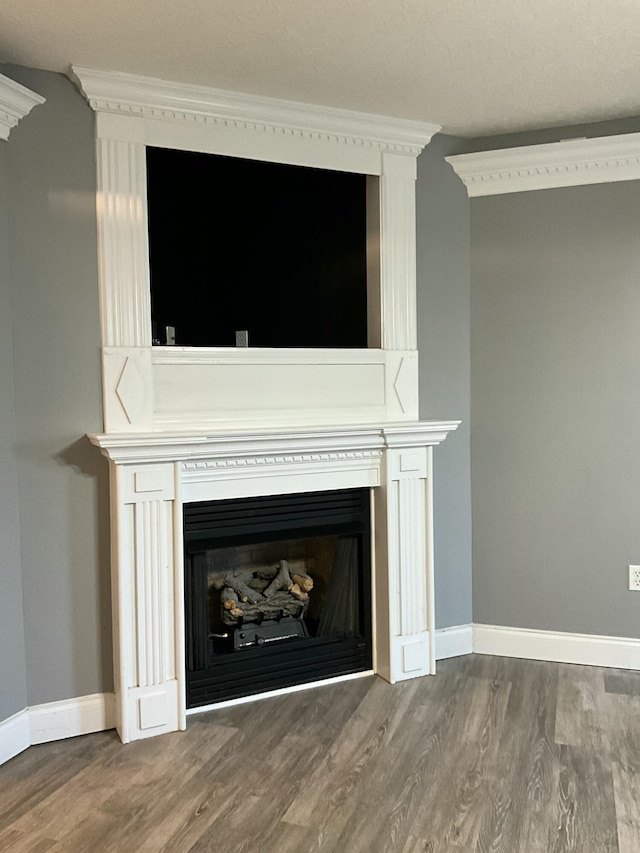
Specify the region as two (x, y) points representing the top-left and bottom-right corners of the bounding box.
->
(146, 147), (369, 348)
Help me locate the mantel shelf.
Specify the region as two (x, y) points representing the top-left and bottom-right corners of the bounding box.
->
(89, 420), (460, 465)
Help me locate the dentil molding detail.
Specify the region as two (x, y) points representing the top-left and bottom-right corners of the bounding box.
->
(0, 72), (45, 141)
(446, 133), (640, 196)
(182, 450), (381, 473)
(70, 66), (439, 156)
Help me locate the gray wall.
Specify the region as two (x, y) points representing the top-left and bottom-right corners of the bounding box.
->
(7, 64), (636, 724)
(471, 178), (640, 637)
(0, 128), (28, 720)
(0, 66), (475, 725)
(468, 115), (640, 152)
(417, 135), (473, 629)
(3, 66), (111, 706)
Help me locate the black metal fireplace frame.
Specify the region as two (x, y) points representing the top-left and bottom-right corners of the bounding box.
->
(184, 488), (372, 708)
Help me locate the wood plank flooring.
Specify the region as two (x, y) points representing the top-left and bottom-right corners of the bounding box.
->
(1, 654), (639, 852)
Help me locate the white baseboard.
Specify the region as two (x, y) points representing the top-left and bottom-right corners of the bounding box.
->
(435, 624), (473, 660)
(473, 624), (640, 670)
(0, 709), (31, 765)
(3, 624), (639, 767)
(0, 692), (116, 765)
(30, 692), (116, 745)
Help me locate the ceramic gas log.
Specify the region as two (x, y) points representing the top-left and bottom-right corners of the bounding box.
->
(210, 560), (313, 625)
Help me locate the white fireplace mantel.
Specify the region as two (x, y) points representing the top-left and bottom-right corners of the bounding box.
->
(72, 67), (459, 743)
(91, 422), (458, 742)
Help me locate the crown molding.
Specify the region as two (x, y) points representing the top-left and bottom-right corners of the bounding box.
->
(446, 133), (640, 196)
(0, 72), (45, 141)
(69, 66), (439, 156)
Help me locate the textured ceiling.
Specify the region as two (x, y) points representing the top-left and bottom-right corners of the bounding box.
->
(1, 0), (640, 136)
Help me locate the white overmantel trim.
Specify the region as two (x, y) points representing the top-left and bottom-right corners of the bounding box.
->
(71, 64), (441, 428)
(70, 66), (440, 156)
(0, 72), (45, 141)
(446, 132), (640, 196)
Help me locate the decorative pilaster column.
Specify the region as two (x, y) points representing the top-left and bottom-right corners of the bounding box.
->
(95, 116), (154, 432)
(95, 116), (150, 349)
(379, 151), (418, 352)
(110, 460), (184, 742)
(375, 425), (450, 682)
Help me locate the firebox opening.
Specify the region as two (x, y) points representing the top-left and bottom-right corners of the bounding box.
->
(184, 488), (372, 708)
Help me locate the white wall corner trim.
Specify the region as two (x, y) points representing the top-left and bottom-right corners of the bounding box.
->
(473, 624), (640, 670)
(0, 709), (31, 765)
(0, 72), (45, 141)
(69, 66), (440, 156)
(434, 624), (473, 660)
(446, 133), (640, 196)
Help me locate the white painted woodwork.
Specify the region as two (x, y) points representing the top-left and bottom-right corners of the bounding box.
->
(446, 133), (640, 197)
(379, 153), (418, 351)
(0, 694), (116, 766)
(0, 72), (45, 141)
(91, 422), (458, 741)
(72, 67), (436, 433)
(73, 67), (459, 743)
(102, 343), (421, 433)
(0, 710), (30, 765)
(29, 693), (116, 745)
(109, 460), (181, 742)
(473, 624), (640, 670)
(150, 348), (418, 431)
(96, 138), (151, 348)
(102, 348), (153, 432)
(434, 625), (474, 660)
(71, 67), (438, 158)
(374, 430), (436, 682)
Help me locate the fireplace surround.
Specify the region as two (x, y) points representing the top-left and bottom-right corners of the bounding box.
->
(72, 66), (459, 743)
(184, 487), (373, 707)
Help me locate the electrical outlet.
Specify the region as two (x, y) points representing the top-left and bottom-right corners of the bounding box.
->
(235, 330), (249, 348)
(629, 565), (640, 591)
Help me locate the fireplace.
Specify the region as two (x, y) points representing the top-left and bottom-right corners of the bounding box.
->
(73, 66), (459, 744)
(184, 488), (372, 706)
(89, 424), (457, 741)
